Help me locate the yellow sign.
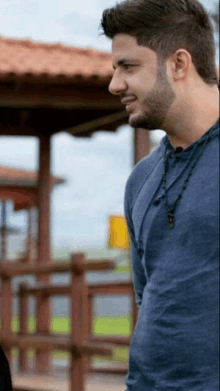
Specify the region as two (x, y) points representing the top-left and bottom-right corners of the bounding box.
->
(108, 215), (130, 250)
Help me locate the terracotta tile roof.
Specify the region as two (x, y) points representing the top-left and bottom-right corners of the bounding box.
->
(0, 35), (113, 83)
(0, 165), (65, 187)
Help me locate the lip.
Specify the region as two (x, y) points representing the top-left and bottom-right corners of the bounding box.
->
(121, 97), (136, 106)
(125, 100), (137, 112)
(120, 98), (137, 113)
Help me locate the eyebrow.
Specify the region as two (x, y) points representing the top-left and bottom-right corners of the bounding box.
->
(112, 57), (137, 70)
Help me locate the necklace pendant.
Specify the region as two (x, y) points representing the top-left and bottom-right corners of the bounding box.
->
(168, 210), (175, 228)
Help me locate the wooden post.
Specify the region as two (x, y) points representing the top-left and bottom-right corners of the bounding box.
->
(82, 263), (90, 378)
(0, 201), (7, 262)
(36, 134), (51, 372)
(18, 282), (29, 372)
(26, 206), (35, 264)
(70, 252), (88, 391)
(134, 128), (151, 165)
(1, 273), (12, 364)
(87, 294), (93, 369)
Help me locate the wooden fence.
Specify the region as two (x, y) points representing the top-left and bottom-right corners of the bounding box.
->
(0, 252), (138, 391)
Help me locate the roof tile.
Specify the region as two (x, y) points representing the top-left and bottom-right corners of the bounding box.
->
(0, 35), (113, 83)
(0, 165), (65, 187)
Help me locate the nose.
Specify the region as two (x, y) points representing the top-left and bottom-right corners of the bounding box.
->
(108, 71), (127, 96)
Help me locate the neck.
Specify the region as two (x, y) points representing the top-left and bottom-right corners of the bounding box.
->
(163, 86), (219, 150)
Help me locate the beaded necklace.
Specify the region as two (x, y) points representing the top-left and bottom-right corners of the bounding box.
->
(162, 125), (216, 228)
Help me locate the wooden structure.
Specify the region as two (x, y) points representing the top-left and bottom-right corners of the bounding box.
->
(0, 34), (151, 389)
(0, 258), (138, 390)
(0, 252), (121, 391)
(0, 165), (65, 262)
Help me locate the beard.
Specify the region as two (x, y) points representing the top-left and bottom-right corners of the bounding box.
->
(129, 59), (176, 131)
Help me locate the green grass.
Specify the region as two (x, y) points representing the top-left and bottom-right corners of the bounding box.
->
(93, 316), (131, 336)
(114, 265), (131, 275)
(7, 315), (131, 364)
(11, 315), (131, 335)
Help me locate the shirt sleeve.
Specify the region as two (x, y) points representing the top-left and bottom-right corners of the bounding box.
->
(124, 187), (147, 308)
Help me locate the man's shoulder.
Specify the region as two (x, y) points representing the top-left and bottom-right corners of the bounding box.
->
(125, 142), (164, 209)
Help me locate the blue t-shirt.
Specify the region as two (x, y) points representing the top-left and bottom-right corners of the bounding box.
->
(124, 119), (219, 391)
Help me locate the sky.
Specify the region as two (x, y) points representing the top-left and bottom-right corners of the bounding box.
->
(0, 0), (219, 255)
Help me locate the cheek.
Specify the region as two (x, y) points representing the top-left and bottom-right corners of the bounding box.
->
(130, 85), (146, 102)
(133, 73), (155, 97)
(130, 80), (147, 99)
(138, 96), (147, 105)
(129, 76), (153, 107)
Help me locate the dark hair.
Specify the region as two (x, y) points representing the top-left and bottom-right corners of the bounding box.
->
(100, 0), (218, 87)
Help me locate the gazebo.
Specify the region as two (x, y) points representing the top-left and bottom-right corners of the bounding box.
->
(0, 164), (65, 262)
(0, 35), (151, 375)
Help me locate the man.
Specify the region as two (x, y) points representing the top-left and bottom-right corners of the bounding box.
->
(100, 0), (219, 390)
(0, 346), (13, 390)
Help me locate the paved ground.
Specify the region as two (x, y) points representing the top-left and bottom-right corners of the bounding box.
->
(13, 372), (126, 391)
(87, 373), (126, 391)
(12, 358), (126, 391)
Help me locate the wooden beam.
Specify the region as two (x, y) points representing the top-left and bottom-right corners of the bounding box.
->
(89, 335), (131, 346)
(1, 334), (113, 357)
(0, 186), (37, 205)
(0, 124), (39, 136)
(0, 259), (116, 277)
(66, 110), (128, 135)
(12, 280), (133, 297)
(0, 104), (128, 137)
(14, 201), (35, 211)
(0, 83), (121, 110)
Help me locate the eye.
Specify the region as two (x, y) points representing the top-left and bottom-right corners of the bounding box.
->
(123, 64), (135, 70)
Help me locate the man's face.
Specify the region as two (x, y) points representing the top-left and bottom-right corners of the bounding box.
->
(109, 34), (176, 130)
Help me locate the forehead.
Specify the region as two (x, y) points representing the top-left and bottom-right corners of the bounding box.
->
(111, 33), (157, 67)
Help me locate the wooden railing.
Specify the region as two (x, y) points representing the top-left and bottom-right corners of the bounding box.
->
(0, 252), (138, 390)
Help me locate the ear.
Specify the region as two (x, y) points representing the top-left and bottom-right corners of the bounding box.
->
(170, 49), (192, 83)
